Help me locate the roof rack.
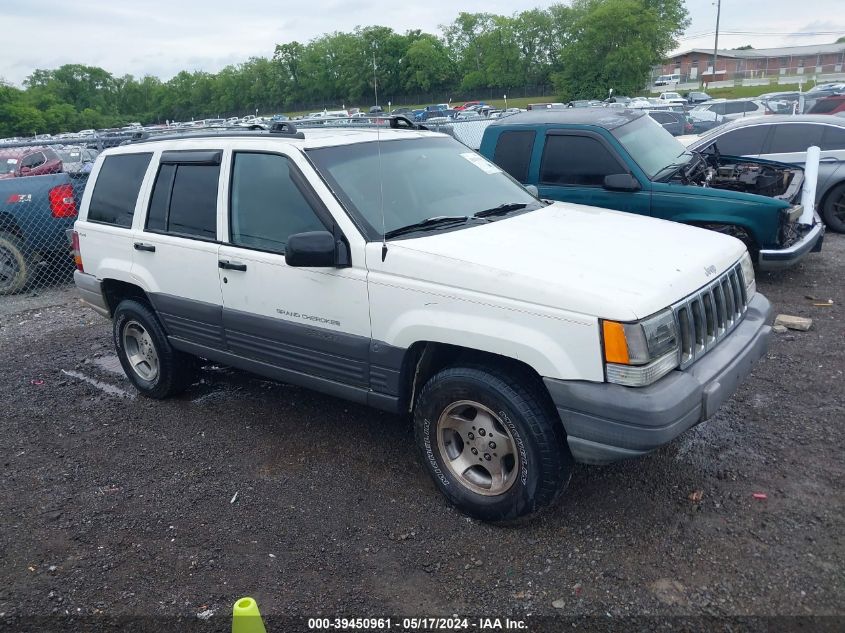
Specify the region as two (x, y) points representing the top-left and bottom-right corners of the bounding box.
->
(125, 115), (422, 145)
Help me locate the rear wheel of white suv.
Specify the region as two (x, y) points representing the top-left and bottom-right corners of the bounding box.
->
(113, 299), (196, 399)
(414, 365), (572, 522)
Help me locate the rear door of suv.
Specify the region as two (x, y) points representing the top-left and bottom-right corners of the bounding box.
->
(130, 148), (225, 351)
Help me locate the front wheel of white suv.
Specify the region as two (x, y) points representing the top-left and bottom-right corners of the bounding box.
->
(413, 364), (572, 522)
(113, 299), (196, 399)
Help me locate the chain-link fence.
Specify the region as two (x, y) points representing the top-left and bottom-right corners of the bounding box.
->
(0, 130), (177, 297)
(1, 144), (87, 296)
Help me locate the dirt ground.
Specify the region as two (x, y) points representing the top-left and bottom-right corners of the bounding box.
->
(0, 236), (843, 633)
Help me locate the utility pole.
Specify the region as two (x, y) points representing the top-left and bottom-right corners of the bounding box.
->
(712, 0), (722, 83)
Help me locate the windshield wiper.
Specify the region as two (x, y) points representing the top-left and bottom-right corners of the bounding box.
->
(383, 215), (470, 239)
(473, 202), (532, 219)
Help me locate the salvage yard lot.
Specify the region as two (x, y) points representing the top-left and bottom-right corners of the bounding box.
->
(1, 236), (843, 629)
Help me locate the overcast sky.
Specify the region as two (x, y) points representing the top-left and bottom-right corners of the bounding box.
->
(1, 0), (843, 86)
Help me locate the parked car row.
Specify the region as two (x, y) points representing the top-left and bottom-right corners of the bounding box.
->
(0, 145), (100, 180)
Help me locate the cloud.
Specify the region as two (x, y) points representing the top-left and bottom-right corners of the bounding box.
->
(676, 0), (844, 52)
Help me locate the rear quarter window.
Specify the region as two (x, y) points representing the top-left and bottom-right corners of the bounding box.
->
(87, 153), (152, 227)
(821, 125), (845, 151)
(492, 130), (535, 182)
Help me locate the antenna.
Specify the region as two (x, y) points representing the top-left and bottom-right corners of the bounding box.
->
(373, 44), (387, 262)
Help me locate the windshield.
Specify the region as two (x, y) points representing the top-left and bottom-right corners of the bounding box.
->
(308, 136), (540, 239)
(0, 158), (18, 174)
(611, 115), (690, 179)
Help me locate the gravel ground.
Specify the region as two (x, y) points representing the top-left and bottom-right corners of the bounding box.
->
(0, 236), (843, 633)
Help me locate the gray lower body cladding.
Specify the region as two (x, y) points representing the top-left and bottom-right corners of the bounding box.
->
(544, 292), (773, 465)
(149, 292), (405, 412)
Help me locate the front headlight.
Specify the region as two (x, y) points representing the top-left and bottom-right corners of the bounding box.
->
(602, 309), (679, 387)
(739, 251), (756, 298)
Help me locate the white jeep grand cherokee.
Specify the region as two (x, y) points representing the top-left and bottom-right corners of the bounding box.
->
(71, 121), (772, 522)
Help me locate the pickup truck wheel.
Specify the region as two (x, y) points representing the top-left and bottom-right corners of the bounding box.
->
(414, 365), (572, 522)
(113, 299), (196, 399)
(0, 232), (32, 295)
(821, 183), (845, 233)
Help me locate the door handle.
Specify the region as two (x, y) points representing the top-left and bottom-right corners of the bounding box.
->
(218, 260), (247, 271)
(133, 242), (156, 252)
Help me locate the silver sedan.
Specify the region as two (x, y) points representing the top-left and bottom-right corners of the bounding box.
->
(684, 115), (845, 233)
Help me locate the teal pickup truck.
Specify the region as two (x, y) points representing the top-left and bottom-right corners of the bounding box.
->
(478, 109), (824, 270)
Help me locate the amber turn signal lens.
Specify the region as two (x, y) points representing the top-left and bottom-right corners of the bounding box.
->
(602, 320), (630, 365)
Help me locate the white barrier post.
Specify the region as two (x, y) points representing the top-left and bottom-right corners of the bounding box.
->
(799, 145), (820, 225)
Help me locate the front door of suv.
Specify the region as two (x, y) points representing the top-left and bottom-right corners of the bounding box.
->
(131, 149), (224, 350)
(217, 150), (372, 395)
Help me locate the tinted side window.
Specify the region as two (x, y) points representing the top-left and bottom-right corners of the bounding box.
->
(168, 165), (219, 239)
(145, 163), (218, 239)
(88, 153), (152, 227)
(709, 103), (726, 115)
(540, 135), (623, 186)
(492, 131), (535, 182)
(230, 153), (326, 253)
(146, 164), (175, 232)
(650, 112), (670, 123)
(810, 98), (842, 114)
(22, 152), (45, 168)
(768, 124), (824, 154)
(744, 102), (761, 113)
(712, 126), (769, 156)
(821, 125), (845, 151)
(724, 102), (746, 115)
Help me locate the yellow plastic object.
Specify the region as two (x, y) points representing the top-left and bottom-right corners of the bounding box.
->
(602, 320), (630, 365)
(232, 597), (267, 633)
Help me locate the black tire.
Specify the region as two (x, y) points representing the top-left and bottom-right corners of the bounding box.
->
(821, 183), (845, 234)
(0, 232), (33, 295)
(113, 299), (197, 399)
(413, 364), (572, 522)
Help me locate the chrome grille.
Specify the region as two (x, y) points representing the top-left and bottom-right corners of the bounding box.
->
(673, 262), (749, 369)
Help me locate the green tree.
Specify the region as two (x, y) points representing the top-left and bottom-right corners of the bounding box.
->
(404, 35), (453, 93)
(553, 0), (689, 100)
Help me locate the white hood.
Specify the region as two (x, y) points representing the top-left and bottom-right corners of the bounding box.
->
(370, 202), (746, 321)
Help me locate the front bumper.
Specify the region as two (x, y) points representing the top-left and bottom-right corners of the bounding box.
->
(758, 218), (824, 271)
(544, 293), (773, 465)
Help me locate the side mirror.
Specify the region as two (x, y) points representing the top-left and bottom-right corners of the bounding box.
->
(603, 173), (641, 192)
(525, 184), (539, 197)
(285, 231), (338, 267)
